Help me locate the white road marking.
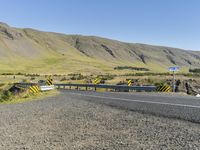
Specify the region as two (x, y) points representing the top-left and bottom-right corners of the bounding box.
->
(196, 94), (200, 97)
(68, 92), (200, 109)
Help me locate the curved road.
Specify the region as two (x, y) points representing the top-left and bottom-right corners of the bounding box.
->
(62, 89), (200, 123)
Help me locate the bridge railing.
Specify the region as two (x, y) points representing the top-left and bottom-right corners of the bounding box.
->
(54, 83), (157, 92)
(14, 83), (157, 92)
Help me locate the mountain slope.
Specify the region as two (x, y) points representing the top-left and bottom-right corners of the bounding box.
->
(0, 22), (200, 74)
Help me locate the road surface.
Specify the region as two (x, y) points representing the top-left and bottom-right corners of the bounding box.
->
(62, 89), (200, 123)
(0, 90), (199, 149)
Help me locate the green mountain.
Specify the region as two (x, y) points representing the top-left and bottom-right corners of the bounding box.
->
(0, 22), (199, 74)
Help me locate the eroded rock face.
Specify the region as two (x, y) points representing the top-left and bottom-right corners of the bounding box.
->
(176, 80), (187, 93)
(0, 23), (23, 40)
(176, 79), (200, 95)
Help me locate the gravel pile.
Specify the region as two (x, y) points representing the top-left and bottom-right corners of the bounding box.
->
(0, 92), (199, 149)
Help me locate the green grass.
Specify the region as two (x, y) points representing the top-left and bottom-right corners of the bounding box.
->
(0, 90), (59, 104)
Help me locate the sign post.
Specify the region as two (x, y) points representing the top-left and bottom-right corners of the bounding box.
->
(168, 67), (180, 92)
(172, 70), (175, 92)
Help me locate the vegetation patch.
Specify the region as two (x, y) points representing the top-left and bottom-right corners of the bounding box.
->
(0, 85), (59, 104)
(0, 83), (5, 88)
(123, 72), (171, 76)
(189, 68), (200, 73)
(97, 74), (116, 81)
(1, 73), (15, 75)
(60, 77), (68, 82)
(68, 73), (85, 80)
(114, 66), (150, 71)
(0, 72), (41, 77)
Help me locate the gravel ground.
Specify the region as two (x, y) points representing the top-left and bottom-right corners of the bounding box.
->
(0, 92), (199, 150)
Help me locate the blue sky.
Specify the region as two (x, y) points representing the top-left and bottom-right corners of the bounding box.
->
(1, 0), (200, 50)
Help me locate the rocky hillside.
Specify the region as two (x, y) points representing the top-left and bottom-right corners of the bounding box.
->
(0, 22), (200, 74)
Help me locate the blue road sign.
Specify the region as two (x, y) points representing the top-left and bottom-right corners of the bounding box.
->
(169, 67), (180, 72)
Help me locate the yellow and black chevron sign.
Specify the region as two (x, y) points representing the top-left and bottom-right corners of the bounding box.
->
(127, 80), (133, 86)
(29, 86), (40, 93)
(47, 78), (53, 85)
(157, 85), (172, 92)
(93, 78), (102, 84)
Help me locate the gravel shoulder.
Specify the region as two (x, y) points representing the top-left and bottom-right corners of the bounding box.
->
(0, 91), (199, 150)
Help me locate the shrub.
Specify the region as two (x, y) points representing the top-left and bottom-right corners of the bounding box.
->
(97, 74), (116, 81)
(0, 83), (5, 87)
(60, 77), (68, 81)
(147, 78), (156, 85)
(1, 91), (12, 101)
(114, 66), (150, 71)
(16, 72), (24, 75)
(189, 68), (200, 73)
(1, 73), (14, 75)
(123, 72), (170, 76)
(69, 74), (85, 80)
(30, 77), (35, 80)
(25, 73), (40, 77)
(22, 79), (29, 83)
(53, 74), (62, 77)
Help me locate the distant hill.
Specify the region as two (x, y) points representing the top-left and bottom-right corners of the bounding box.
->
(0, 22), (200, 74)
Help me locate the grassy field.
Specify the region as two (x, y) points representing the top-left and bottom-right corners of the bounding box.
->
(1, 72), (198, 87)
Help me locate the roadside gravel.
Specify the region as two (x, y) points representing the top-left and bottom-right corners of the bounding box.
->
(0, 91), (199, 150)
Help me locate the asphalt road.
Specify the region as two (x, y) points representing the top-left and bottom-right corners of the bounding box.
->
(0, 89), (199, 149)
(61, 90), (200, 123)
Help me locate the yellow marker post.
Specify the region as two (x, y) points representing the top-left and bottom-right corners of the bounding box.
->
(93, 78), (101, 85)
(157, 85), (172, 92)
(47, 78), (53, 85)
(29, 86), (40, 93)
(128, 80), (132, 86)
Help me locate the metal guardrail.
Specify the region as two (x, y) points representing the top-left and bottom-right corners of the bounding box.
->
(15, 83), (55, 91)
(15, 83), (157, 92)
(54, 83), (157, 92)
(40, 85), (55, 91)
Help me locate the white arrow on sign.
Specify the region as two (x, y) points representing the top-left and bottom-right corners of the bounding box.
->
(169, 67), (180, 72)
